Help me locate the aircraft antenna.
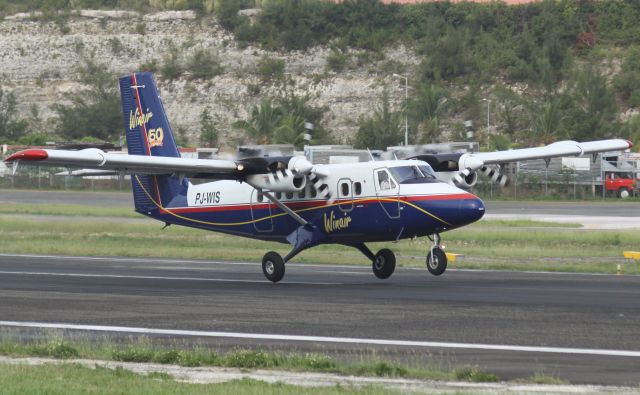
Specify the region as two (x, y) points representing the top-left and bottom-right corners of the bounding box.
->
(367, 148), (376, 161)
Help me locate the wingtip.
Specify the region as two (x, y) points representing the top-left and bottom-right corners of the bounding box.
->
(4, 149), (48, 162)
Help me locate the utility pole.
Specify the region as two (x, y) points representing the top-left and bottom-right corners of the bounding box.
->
(393, 73), (408, 146)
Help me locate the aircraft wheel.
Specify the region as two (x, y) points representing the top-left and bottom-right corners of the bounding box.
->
(426, 247), (447, 276)
(372, 248), (396, 279)
(262, 251), (285, 283)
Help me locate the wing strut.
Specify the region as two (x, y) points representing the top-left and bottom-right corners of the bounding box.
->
(262, 191), (308, 226)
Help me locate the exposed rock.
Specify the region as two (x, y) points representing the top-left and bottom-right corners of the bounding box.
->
(0, 11), (417, 148)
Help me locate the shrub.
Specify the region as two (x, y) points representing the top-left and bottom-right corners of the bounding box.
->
(256, 55), (284, 83)
(326, 49), (349, 72)
(186, 49), (224, 79)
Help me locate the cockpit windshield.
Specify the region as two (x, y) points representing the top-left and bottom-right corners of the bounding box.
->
(387, 164), (438, 184)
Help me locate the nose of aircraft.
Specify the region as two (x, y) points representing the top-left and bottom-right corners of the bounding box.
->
(456, 195), (485, 226)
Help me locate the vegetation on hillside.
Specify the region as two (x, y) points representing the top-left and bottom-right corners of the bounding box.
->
(1, 0), (640, 150)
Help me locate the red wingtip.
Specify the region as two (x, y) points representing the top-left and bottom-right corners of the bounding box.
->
(4, 149), (48, 162)
(627, 140), (634, 149)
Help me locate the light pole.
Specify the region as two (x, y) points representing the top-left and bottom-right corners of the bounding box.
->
(393, 73), (408, 146)
(482, 98), (491, 133)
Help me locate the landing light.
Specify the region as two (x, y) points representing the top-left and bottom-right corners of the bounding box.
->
(236, 163), (245, 171)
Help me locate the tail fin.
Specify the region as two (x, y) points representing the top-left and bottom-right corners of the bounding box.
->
(119, 72), (186, 213)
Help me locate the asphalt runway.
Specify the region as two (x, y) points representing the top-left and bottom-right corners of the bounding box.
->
(0, 254), (639, 385)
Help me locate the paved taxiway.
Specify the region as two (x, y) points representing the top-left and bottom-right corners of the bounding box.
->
(0, 254), (639, 385)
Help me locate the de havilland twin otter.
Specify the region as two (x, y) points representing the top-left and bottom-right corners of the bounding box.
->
(5, 72), (633, 282)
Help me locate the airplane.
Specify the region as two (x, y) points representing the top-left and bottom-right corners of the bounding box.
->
(4, 72), (633, 283)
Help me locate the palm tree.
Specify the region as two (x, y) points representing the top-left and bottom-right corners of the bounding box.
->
(273, 115), (306, 148)
(409, 83), (448, 143)
(234, 98), (283, 144)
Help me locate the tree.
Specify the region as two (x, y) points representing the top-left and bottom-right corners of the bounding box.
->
(53, 57), (121, 142)
(272, 115), (306, 148)
(408, 83), (448, 143)
(528, 99), (564, 145)
(234, 98), (283, 144)
(199, 108), (219, 148)
(0, 86), (28, 143)
(355, 91), (403, 149)
(564, 66), (617, 141)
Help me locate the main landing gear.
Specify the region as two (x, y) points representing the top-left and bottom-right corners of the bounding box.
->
(261, 234), (448, 282)
(262, 251), (286, 283)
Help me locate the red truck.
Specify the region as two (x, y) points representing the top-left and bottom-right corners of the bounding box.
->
(605, 172), (636, 198)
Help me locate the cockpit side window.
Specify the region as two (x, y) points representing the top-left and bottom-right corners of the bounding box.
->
(376, 169), (396, 190)
(417, 164), (437, 179)
(387, 164), (439, 184)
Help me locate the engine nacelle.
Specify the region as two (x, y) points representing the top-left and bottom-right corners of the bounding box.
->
(246, 169), (307, 192)
(452, 169), (478, 189)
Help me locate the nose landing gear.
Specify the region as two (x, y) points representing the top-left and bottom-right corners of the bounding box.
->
(426, 233), (447, 276)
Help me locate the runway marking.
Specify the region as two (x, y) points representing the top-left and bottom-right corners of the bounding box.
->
(0, 270), (341, 286)
(1, 321), (640, 358)
(1, 253), (636, 277)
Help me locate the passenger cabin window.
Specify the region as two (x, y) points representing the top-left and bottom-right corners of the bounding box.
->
(354, 182), (362, 196)
(310, 186), (317, 198)
(275, 192), (282, 200)
(341, 182), (350, 197)
(377, 170), (396, 190)
(286, 192), (293, 199)
(298, 188), (306, 199)
(257, 191), (264, 202)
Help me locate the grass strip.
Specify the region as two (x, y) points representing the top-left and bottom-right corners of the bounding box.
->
(0, 203), (138, 218)
(0, 363), (398, 395)
(0, 215), (638, 273)
(0, 334), (498, 384)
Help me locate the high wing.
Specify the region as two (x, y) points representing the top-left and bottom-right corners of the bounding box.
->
(471, 139), (632, 166)
(4, 147), (322, 193)
(4, 148), (239, 177)
(410, 139), (633, 188)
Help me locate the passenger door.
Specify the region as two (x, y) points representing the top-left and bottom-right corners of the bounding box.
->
(250, 189), (273, 232)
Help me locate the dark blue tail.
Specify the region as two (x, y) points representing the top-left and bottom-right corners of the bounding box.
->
(119, 72), (186, 213)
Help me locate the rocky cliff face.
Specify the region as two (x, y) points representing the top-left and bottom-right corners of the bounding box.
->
(0, 10), (418, 148)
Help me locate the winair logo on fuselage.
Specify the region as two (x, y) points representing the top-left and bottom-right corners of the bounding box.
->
(323, 211), (352, 233)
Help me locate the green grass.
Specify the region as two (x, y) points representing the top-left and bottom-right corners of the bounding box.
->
(1, 214), (638, 274)
(0, 364), (399, 395)
(0, 203), (138, 218)
(0, 334), (497, 384)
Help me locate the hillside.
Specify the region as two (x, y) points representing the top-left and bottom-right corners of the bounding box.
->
(0, 1), (639, 151)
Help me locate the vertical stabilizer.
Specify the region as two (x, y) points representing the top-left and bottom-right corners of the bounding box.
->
(119, 72), (185, 213)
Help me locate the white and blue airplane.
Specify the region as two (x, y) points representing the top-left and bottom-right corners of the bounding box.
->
(5, 72), (632, 282)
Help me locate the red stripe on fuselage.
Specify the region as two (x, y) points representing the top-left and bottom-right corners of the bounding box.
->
(166, 193), (478, 214)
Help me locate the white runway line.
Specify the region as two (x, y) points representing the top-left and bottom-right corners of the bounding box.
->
(1, 320), (640, 358)
(0, 270), (341, 286)
(0, 253), (633, 277)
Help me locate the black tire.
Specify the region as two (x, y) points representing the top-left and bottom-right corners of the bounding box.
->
(426, 247), (447, 276)
(372, 248), (396, 279)
(262, 251), (285, 283)
(618, 188), (631, 199)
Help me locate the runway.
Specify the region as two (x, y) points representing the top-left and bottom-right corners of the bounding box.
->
(0, 254), (639, 385)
